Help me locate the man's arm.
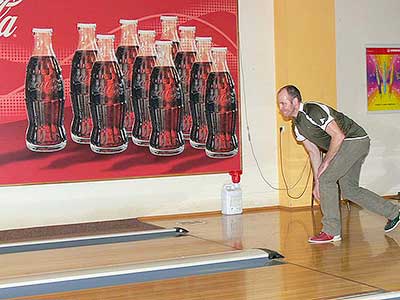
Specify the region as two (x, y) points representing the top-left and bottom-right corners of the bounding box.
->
(303, 139), (322, 178)
(317, 120), (345, 178)
(303, 139), (322, 200)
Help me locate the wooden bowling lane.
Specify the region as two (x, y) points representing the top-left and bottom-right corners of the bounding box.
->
(144, 205), (400, 291)
(3, 206), (399, 299)
(11, 263), (377, 300)
(0, 235), (233, 282)
(280, 207), (400, 292)
(141, 210), (282, 251)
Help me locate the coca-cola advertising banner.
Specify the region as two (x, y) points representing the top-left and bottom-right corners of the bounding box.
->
(0, 0), (241, 185)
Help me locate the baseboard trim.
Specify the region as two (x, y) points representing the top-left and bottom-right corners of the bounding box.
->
(278, 205), (320, 212)
(383, 194), (400, 200)
(138, 205), (323, 222)
(138, 206), (281, 222)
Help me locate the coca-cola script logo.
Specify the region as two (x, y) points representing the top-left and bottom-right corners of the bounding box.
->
(0, 0), (23, 38)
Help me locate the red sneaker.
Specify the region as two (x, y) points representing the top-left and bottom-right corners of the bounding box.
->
(308, 232), (342, 244)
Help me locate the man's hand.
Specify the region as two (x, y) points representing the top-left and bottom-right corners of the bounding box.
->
(317, 161), (329, 178)
(313, 179), (320, 200)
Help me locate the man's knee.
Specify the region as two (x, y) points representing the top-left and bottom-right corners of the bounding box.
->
(340, 185), (360, 200)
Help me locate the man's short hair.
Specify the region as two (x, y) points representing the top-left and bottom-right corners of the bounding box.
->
(278, 85), (302, 102)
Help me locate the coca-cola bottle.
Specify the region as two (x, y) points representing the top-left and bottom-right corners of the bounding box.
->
(116, 19), (139, 137)
(205, 47), (238, 158)
(174, 26), (197, 140)
(160, 16), (180, 59)
(131, 30), (156, 146)
(189, 37), (212, 149)
(90, 34), (128, 154)
(25, 28), (67, 152)
(70, 23), (97, 144)
(149, 40), (184, 156)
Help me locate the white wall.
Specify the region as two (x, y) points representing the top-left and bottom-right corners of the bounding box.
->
(0, 0), (278, 230)
(335, 0), (400, 195)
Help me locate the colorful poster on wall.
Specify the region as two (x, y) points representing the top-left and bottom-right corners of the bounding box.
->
(0, 0), (241, 186)
(366, 47), (400, 111)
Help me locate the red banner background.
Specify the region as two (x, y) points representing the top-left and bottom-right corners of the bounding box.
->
(0, 0), (241, 185)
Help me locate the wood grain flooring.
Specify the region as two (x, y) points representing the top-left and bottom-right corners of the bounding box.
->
(5, 204), (400, 299)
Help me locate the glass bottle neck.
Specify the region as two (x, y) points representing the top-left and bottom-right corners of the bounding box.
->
(179, 30), (196, 52)
(138, 34), (156, 57)
(196, 42), (212, 62)
(161, 21), (179, 42)
(211, 51), (229, 72)
(120, 23), (139, 47)
(32, 32), (55, 57)
(77, 28), (97, 51)
(97, 39), (117, 61)
(155, 43), (174, 67)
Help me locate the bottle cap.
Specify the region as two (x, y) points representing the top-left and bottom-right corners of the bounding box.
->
(119, 19), (138, 25)
(229, 170), (242, 184)
(96, 34), (115, 40)
(179, 26), (196, 31)
(161, 16), (178, 21)
(32, 28), (53, 34)
(155, 40), (172, 45)
(211, 47), (228, 52)
(77, 23), (96, 29)
(196, 37), (212, 42)
(138, 30), (156, 36)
